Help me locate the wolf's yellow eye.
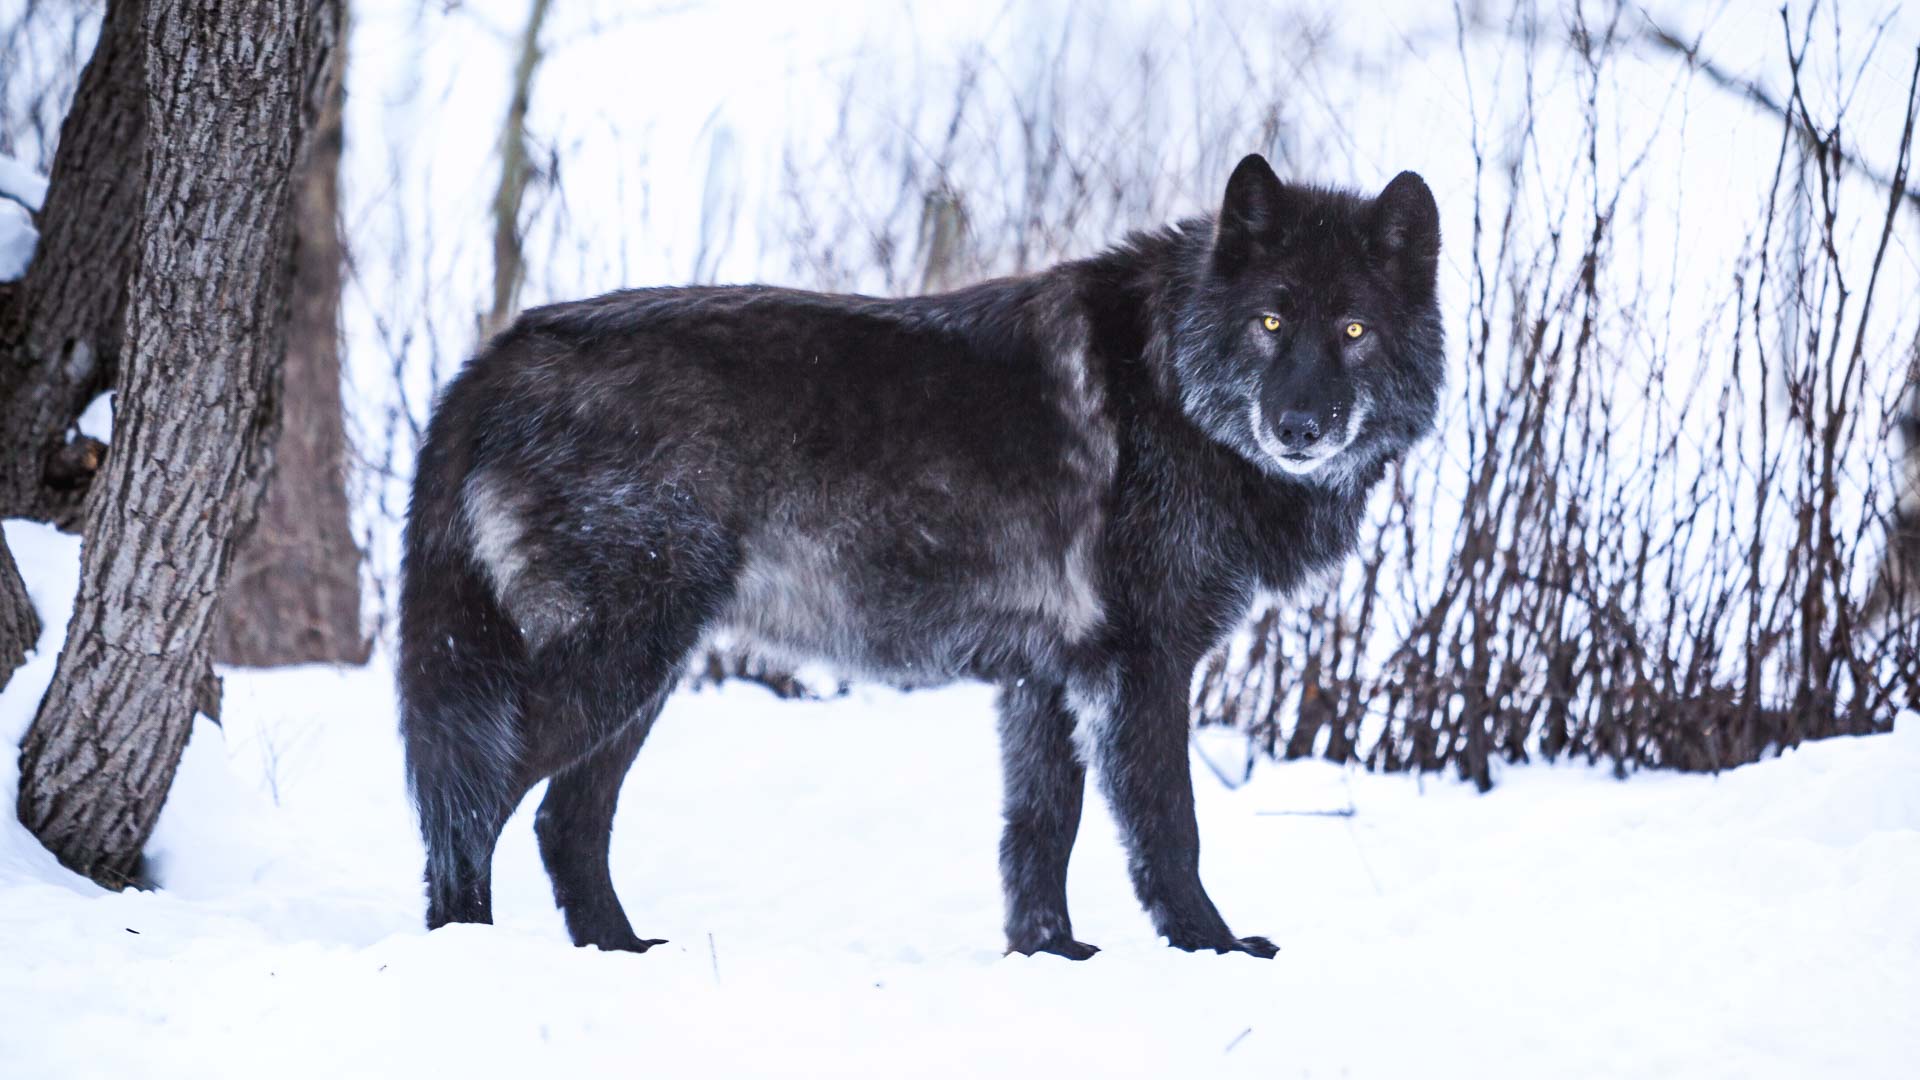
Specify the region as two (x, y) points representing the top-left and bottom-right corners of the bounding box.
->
(1262, 315), (1281, 331)
(1345, 321), (1365, 339)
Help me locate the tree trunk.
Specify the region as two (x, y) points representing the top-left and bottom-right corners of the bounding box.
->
(481, 0), (552, 339)
(0, 531), (38, 680)
(0, 0), (145, 528)
(15, 0), (329, 888)
(917, 185), (970, 293)
(214, 0), (367, 668)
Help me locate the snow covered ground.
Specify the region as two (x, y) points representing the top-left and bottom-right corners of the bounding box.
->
(3, 519), (1917, 1079)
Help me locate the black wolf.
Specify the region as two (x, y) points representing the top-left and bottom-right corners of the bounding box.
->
(400, 154), (1442, 959)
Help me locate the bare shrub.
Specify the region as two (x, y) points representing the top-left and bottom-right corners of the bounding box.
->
(1194, 3), (1920, 786)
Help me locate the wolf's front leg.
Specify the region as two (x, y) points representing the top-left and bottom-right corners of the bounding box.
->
(997, 679), (1099, 959)
(1093, 667), (1277, 958)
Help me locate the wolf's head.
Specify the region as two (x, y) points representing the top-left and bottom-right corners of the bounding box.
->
(1171, 154), (1444, 490)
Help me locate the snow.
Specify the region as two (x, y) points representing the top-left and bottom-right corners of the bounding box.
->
(0, 152), (45, 282)
(0, 199), (35, 283)
(75, 391), (113, 443)
(0, 151), (48, 211)
(3, 525), (1917, 1078)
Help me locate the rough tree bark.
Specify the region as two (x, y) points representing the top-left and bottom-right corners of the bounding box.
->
(0, 536), (37, 680)
(15, 0), (330, 888)
(0, 1), (143, 691)
(214, 0), (368, 668)
(0, 0), (145, 529)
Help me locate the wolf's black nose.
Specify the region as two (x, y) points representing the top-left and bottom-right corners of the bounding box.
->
(1274, 411), (1322, 450)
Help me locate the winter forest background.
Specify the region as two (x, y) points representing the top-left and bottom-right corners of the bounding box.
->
(1, 1), (1917, 1077)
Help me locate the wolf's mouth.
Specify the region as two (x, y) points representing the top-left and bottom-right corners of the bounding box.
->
(1273, 450), (1334, 475)
(1249, 399), (1344, 475)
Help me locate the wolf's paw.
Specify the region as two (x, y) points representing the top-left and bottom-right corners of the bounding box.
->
(1222, 934), (1279, 958)
(1166, 933), (1280, 958)
(1008, 936), (1102, 961)
(580, 931), (668, 954)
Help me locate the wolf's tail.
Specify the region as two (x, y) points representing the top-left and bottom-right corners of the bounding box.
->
(397, 372), (531, 928)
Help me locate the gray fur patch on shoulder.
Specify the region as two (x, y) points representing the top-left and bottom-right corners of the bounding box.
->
(1038, 304), (1120, 485)
(1034, 304), (1116, 645)
(990, 522), (1103, 643)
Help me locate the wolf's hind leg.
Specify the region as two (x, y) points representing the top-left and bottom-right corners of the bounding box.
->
(521, 554), (730, 949)
(997, 679), (1098, 959)
(535, 699), (667, 953)
(403, 564), (538, 931)
(420, 777), (522, 929)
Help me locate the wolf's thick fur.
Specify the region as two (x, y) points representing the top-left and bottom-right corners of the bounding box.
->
(400, 154), (1443, 958)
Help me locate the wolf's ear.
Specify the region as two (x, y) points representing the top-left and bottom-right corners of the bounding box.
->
(1215, 154), (1285, 273)
(1370, 171), (1440, 295)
